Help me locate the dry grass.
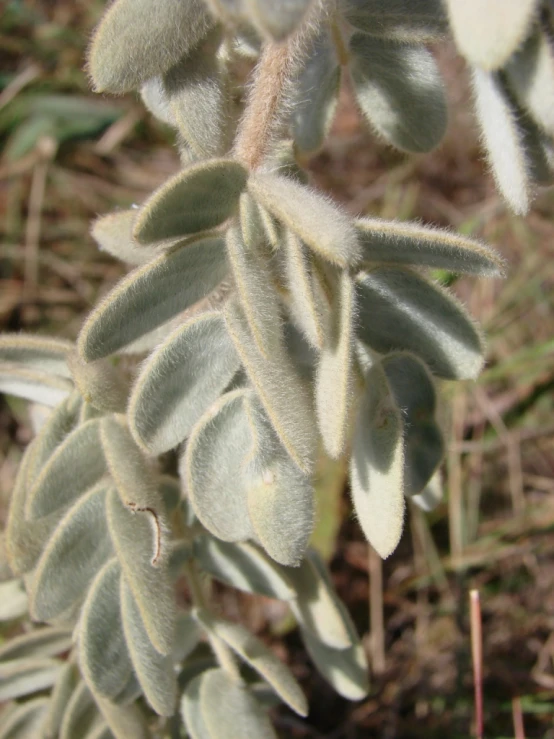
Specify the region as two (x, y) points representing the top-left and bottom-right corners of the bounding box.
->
(1, 4), (554, 737)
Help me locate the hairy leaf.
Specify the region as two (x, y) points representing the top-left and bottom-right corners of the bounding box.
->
(78, 559), (132, 699)
(78, 236), (227, 360)
(26, 419), (107, 520)
(301, 628), (369, 700)
(0, 627), (72, 662)
(133, 159), (247, 244)
(59, 680), (98, 739)
(88, 0), (213, 93)
(106, 489), (174, 654)
(246, 0), (315, 41)
(349, 33), (447, 153)
(411, 471), (443, 512)
(471, 67), (531, 215)
(130, 312), (240, 454)
(224, 297), (316, 474)
(41, 662), (79, 739)
(0, 335), (72, 377)
(0, 363), (72, 407)
(140, 77), (176, 127)
(29, 483), (113, 622)
(315, 270), (357, 459)
(94, 694), (150, 739)
(183, 389), (256, 542)
(194, 537), (295, 600)
(350, 364), (405, 558)
(67, 353), (127, 412)
(286, 551), (356, 649)
(249, 172), (360, 267)
(0, 657), (61, 701)
(227, 225), (283, 359)
(284, 232), (330, 349)
(382, 353), (444, 496)
(91, 210), (163, 266)
(200, 668), (277, 738)
(504, 29), (554, 136)
(0, 580), (28, 622)
(292, 32), (340, 156)
(355, 217), (505, 276)
(198, 611), (307, 715)
(345, 0), (448, 42)
(181, 672), (211, 739)
(356, 267), (485, 380)
(445, 0), (538, 70)
(0, 698), (49, 739)
(120, 578), (177, 716)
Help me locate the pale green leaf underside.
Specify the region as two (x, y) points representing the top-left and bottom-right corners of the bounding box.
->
(0, 626), (72, 662)
(181, 672), (211, 739)
(78, 236), (227, 361)
(349, 32), (447, 153)
(0, 579), (28, 621)
(0, 335), (72, 377)
(355, 217), (505, 276)
(130, 311), (241, 454)
(0, 363), (72, 407)
(133, 159), (247, 244)
(88, 0), (213, 93)
(356, 267), (484, 380)
(350, 364), (405, 558)
(91, 210), (165, 266)
(301, 628), (369, 700)
(246, 0), (315, 41)
(0, 698), (49, 739)
(0, 657), (61, 701)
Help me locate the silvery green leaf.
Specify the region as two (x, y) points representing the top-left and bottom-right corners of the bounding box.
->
(100, 415), (162, 509)
(355, 217), (505, 276)
(59, 680), (99, 739)
(283, 321), (317, 380)
(78, 559), (132, 699)
(504, 29), (554, 136)
(200, 668), (277, 738)
(93, 694), (150, 739)
(239, 193), (267, 250)
(356, 267), (485, 380)
(120, 578), (177, 716)
(286, 551), (355, 649)
(0, 580), (28, 621)
(133, 159), (247, 244)
(106, 489), (175, 655)
(349, 33), (447, 153)
(88, 0), (213, 93)
(382, 353), (444, 496)
(0, 627), (72, 662)
(194, 536), (295, 600)
(227, 225), (283, 359)
(520, 110), (554, 185)
(129, 312), (241, 454)
(350, 363), (405, 558)
(0, 335), (72, 377)
(29, 483), (112, 622)
(91, 210), (164, 266)
(182, 389), (256, 542)
(77, 236), (227, 361)
(28, 402), (53, 434)
(301, 628), (369, 700)
(245, 0), (315, 41)
(174, 613), (202, 663)
(26, 391), (82, 484)
(40, 662), (79, 739)
(315, 270), (357, 459)
(181, 672), (211, 739)
(82, 723), (112, 739)
(0, 657), (61, 701)
(284, 232), (330, 350)
(292, 32), (340, 156)
(112, 673), (142, 707)
(0, 698), (48, 739)
(25, 419), (107, 520)
(196, 611), (307, 716)
(165, 32), (232, 158)
(168, 541), (193, 581)
(411, 471), (443, 512)
(224, 297), (316, 474)
(67, 353), (126, 413)
(471, 67), (531, 214)
(344, 0), (448, 42)
(445, 0), (538, 70)
(157, 475), (181, 515)
(141, 76), (175, 127)
(248, 172), (361, 267)
(0, 363), (72, 407)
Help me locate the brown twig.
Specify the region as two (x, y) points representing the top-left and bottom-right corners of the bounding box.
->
(470, 589), (484, 739)
(512, 696), (525, 739)
(368, 544), (385, 675)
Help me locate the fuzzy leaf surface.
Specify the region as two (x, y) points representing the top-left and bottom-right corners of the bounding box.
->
(0, 364), (72, 407)
(345, 0), (448, 42)
(0, 335), (72, 377)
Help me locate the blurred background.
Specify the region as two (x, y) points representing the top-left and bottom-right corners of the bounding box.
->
(1, 1), (554, 736)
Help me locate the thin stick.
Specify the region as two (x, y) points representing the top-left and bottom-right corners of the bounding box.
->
(368, 544), (385, 675)
(448, 392), (467, 568)
(470, 589), (484, 739)
(512, 696), (525, 739)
